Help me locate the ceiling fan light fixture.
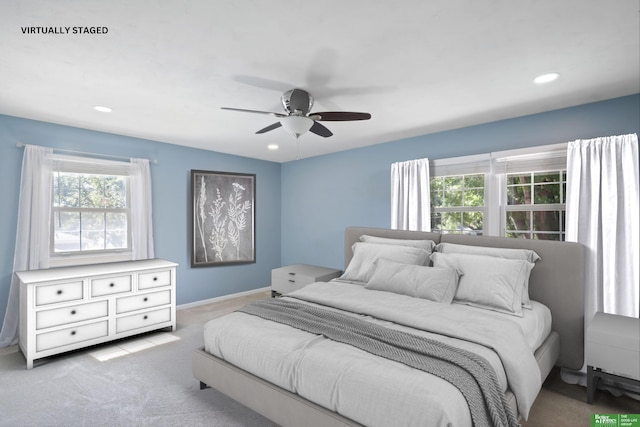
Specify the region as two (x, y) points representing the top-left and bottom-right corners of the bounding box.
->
(280, 116), (313, 138)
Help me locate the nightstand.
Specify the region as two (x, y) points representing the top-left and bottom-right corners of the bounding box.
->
(586, 312), (640, 403)
(271, 264), (342, 297)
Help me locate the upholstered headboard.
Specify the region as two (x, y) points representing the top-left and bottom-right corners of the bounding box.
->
(344, 226), (585, 370)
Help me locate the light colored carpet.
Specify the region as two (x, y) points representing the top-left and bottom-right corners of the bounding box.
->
(0, 291), (277, 427)
(1, 289), (638, 427)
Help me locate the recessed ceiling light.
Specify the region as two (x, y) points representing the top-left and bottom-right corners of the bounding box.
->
(267, 144), (279, 150)
(94, 105), (112, 113)
(533, 73), (560, 84)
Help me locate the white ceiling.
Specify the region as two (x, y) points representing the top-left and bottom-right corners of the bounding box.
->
(1, 1), (639, 163)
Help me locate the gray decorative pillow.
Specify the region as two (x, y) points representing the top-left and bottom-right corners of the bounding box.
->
(359, 235), (436, 253)
(341, 242), (430, 283)
(365, 258), (460, 303)
(434, 242), (540, 308)
(430, 252), (534, 317)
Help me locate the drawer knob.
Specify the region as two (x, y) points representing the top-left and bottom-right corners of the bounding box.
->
(288, 279), (295, 283)
(57, 290), (63, 295)
(70, 310), (76, 315)
(153, 277), (158, 281)
(70, 330), (76, 336)
(143, 315), (148, 320)
(288, 272), (296, 276)
(109, 283), (115, 287)
(143, 297), (148, 302)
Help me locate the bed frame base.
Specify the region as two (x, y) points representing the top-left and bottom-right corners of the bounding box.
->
(192, 348), (363, 427)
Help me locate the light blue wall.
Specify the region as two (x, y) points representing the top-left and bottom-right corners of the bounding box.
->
(281, 94), (640, 271)
(0, 115), (282, 322)
(1, 94), (638, 324)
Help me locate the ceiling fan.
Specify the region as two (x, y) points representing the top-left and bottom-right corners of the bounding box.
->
(221, 89), (371, 138)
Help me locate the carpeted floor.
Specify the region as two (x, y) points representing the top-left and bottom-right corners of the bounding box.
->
(1, 289), (638, 427)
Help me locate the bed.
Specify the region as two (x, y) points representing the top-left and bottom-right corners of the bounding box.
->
(193, 226), (585, 426)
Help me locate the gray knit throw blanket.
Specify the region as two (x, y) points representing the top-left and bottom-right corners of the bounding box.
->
(238, 299), (520, 427)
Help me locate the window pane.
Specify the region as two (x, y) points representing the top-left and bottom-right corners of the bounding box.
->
(507, 185), (531, 205)
(106, 212), (127, 249)
(441, 212), (462, 232)
(532, 233), (561, 241)
(81, 212), (105, 250)
(81, 230), (105, 250)
(104, 177), (127, 208)
(444, 190), (463, 207)
(430, 212), (442, 231)
(53, 173), (79, 208)
(506, 211), (530, 232)
(53, 211), (80, 252)
(506, 231), (531, 239)
(462, 211), (483, 234)
(534, 172), (561, 184)
(533, 183), (561, 204)
(464, 174), (484, 188)
(430, 177), (444, 208)
(507, 174), (531, 186)
(533, 211), (561, 232)
(464, 188), (484, 207)
(444, 176), (462, 190)
(80, 175), (104, 208)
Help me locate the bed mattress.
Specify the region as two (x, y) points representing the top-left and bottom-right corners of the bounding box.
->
(203, 282), (549, 427)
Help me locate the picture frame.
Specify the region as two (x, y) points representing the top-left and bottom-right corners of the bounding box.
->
(191, 170), (256, 267)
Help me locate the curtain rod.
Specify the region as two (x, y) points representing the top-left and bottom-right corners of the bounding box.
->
(16, 142), (158, 164)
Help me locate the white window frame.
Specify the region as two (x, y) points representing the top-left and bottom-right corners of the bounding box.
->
(49, 154), (134, 267)
(429, 143), (568, 239)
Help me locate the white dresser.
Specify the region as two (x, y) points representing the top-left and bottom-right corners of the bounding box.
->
(17, 259), (178, 369)
(271, 264), (342, 297)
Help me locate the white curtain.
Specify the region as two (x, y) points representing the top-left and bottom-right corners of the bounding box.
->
(129, 158), (155, 259)
(391, 158), (431, 231)
(0, 145), (53, 347)
(562, 133), (639, 394)
(566, 133), (639, 320)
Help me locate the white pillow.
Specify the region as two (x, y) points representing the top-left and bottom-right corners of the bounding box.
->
(435, 242), (541, 262)
(341, 242), (430, 283)
(359, 235), (436, 253)
(365, 258), (460, 303)
(435, 242), (540, 308)
(430, 252), (534, 317)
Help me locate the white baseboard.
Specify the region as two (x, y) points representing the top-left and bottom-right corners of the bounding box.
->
(176, 286), (271, 310)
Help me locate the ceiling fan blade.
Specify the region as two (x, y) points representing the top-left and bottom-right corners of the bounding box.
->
(221, 107), (286, 117)
(255, 122), (282, 134)
(311, 111), (371, 121)
(309, 121), (333, 138)
(288, 89), (312, 114)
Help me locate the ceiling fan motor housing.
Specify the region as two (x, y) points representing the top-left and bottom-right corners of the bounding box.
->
(282, 89), (313, 115)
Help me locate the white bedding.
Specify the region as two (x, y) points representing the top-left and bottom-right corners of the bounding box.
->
(204, 282), (545, 427)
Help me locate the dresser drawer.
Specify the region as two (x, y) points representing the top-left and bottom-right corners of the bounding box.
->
(35, 281), (84, 306)
(36, 300), (108, 330)
(116, 307), (171, 334)
(116, 290), (171, 314)
(90, 275), (132, 297)
(36, 320), (108, 352)
(138, 270), (172, 290)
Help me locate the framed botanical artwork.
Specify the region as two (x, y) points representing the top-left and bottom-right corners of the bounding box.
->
(191, 170), (256, 267)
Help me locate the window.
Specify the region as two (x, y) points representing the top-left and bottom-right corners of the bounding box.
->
(504, 171), (566, 240)
(427, 143), (567, 240)
(430, 174), (485, 235)
(52, 172), (130, 253)
(49, 154), (136, 264)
